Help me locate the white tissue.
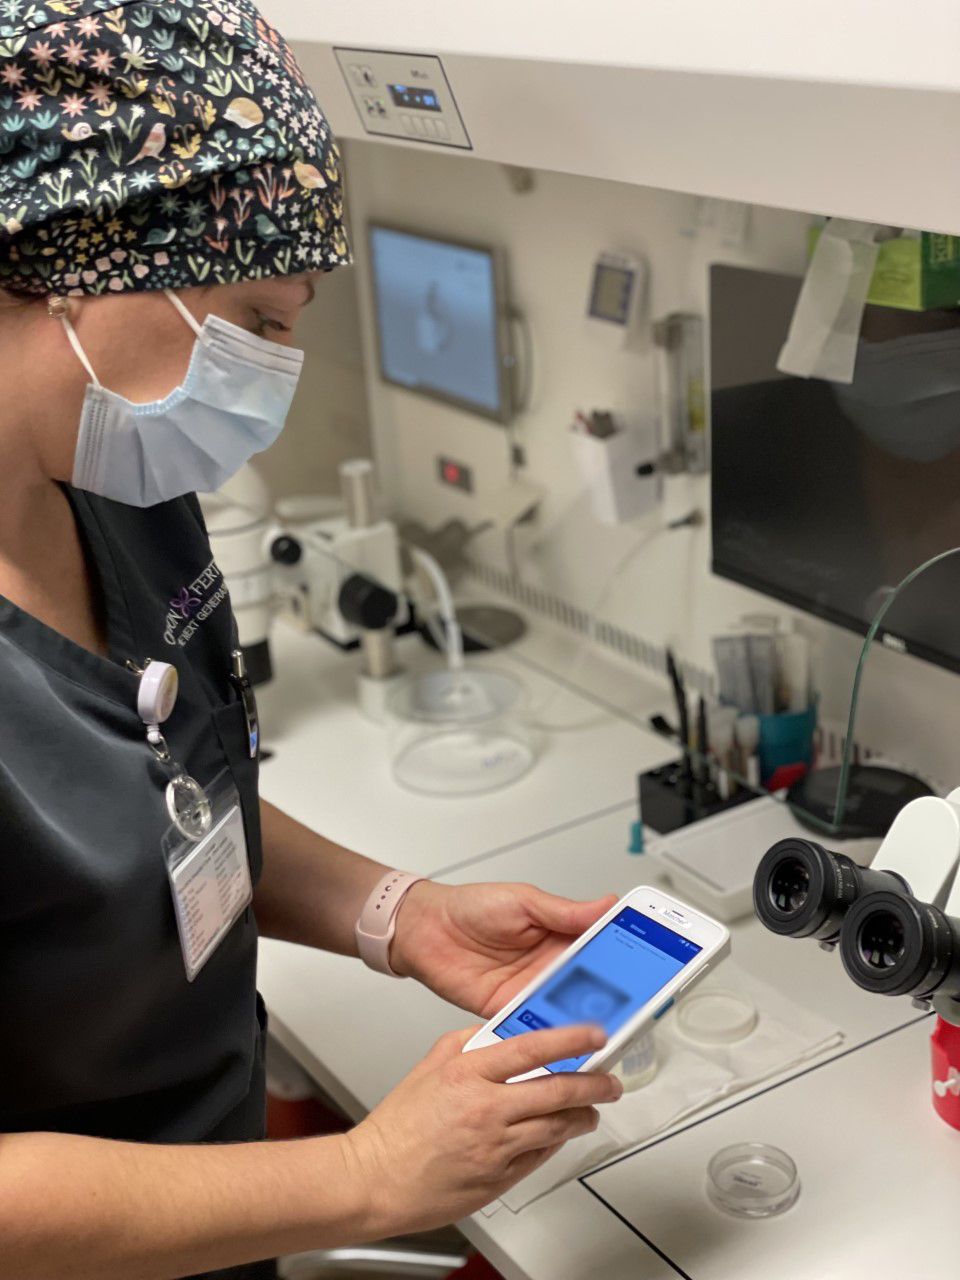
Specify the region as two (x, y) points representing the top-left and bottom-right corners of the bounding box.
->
(497, 963), (843, 1213)
(777, 219), (886, 385)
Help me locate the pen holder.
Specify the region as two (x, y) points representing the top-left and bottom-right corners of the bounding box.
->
(756, 704), (817, 786)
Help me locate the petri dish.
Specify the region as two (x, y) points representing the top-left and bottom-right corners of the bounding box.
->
(676, 989), (759, 1046)
(706, 1143), (800, 1218)
(388, 668), (538, 797)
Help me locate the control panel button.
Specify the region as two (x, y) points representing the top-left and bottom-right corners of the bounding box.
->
(438, 456), (474, 494)
(422, 118), (438, 138)
(411, 117), (426, 136)
(400, 114), (414, 133)
(375, 98), (387, 118)
(349, 64), (365, 87)
(361, 66), (376, 86)
(435, 119), (451, 140)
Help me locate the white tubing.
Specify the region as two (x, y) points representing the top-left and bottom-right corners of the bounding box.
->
(410, 547), (464, 672)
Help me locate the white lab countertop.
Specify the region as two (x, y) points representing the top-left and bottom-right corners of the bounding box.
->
(255, 613), (955, 1279)
(256, 616), (673, 880)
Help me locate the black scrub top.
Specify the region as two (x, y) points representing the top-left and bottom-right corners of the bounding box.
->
(0, 489), (275, 1280)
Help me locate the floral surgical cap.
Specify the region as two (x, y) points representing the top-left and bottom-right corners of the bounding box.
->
(0, 0), (350, 296)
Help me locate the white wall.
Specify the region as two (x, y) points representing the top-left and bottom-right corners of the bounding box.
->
(258, 256), (371, 500)
(338, 138), (960, 790)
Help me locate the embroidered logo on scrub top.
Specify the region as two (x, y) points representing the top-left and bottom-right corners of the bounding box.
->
(170, 589), (204, 620)
(163, 560), (229, 648)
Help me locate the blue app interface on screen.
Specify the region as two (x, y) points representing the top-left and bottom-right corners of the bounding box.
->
(494, 907), (702, 1073)
(371, 227), (501, 415)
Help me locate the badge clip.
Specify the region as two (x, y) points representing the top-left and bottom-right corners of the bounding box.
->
(133, 659), (213, 841)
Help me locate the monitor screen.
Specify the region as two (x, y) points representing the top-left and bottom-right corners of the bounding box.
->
(493, 907), (702, 1073)
(710, 264), (960, 673)
(369, 224), (511, 423)
(589, 263), (635, 325)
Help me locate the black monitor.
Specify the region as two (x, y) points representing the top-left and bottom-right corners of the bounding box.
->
(710, 264), (960, 673)
(368, 223), (514, 424)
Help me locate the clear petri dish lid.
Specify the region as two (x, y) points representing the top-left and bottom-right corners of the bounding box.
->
(388, 668), (525, 727)
(676, 989), (759, 1046)
(707, 1143), (800, 1218)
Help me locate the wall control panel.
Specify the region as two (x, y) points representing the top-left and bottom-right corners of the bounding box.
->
(334, 49), (472, 150)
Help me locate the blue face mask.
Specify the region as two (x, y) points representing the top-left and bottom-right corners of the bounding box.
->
(62, 289), (304, 507)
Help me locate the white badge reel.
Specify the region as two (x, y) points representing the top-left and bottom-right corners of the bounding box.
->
(134, 659), (252, 981)
(136, 660), (213, 840)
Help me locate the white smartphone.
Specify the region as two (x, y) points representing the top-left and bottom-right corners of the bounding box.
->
(464, 886), (730, 1078)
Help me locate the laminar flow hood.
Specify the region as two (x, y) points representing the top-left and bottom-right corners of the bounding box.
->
(259, 0), (960, 234)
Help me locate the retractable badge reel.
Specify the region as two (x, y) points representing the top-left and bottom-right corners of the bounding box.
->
(134, 659), (252, 982)
(137, 660), (213, 840)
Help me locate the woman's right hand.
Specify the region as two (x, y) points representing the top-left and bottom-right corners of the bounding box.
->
(342, 1023), (623, 1236)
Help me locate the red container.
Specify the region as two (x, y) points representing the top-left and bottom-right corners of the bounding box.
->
(931, 1016), (960, 1129)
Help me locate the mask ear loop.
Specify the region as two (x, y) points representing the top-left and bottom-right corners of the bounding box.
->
(164, 289), (207, 343)
(48, 294), (102, 389)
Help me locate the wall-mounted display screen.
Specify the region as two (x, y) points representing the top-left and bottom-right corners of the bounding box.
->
(589, 264), (635, 325)
(369, 224), (513, 424)
(711, 263), (960, 674)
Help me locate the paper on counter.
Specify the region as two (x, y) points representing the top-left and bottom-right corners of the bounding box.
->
(777, 219), (888, 385)
(498, 963), (842, 1213)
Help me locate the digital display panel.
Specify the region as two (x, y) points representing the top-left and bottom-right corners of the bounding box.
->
(370, 225), (508, 420)
(494, 908), (702, 1073)
(389, 84), (442, 112)
(589, 264), (635, 325)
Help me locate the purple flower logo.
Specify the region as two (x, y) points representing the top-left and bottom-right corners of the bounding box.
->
(170, 587), (203, 619)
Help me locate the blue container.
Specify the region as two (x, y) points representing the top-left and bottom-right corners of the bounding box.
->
(757, 704), (817, 785)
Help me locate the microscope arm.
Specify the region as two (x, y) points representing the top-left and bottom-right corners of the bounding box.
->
(869, 795), (960, 908)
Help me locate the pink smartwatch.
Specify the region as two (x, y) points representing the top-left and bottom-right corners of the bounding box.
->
(355, 871), (425, 977)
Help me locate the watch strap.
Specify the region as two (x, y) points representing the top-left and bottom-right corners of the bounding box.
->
(355, 871), (425, 977)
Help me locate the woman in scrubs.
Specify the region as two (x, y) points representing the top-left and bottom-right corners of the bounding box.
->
(0, 3), (622, 1277)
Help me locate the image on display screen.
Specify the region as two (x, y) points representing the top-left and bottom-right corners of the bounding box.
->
(370, 226), (506, 420)
(494, 907), (702, 1073)
(711, 264), (960, 673)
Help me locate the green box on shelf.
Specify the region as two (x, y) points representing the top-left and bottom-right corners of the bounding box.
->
(807, 224), (960, 311)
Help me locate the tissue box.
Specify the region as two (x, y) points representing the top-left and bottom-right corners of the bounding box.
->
(808, 224), (960, 311)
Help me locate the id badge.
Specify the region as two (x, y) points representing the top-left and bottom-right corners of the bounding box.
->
(161, 769), (253, 983)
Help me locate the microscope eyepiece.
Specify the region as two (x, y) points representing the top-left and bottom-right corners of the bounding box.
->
(840, 892), (960, 1001)
(753, 838), (910, 946)
(769, 854), (812, 915)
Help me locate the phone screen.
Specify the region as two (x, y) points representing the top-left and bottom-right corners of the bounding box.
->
(493, 906), (703, 1072)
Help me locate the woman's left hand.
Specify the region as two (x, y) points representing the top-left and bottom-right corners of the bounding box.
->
(390, 881), (619, 1018)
